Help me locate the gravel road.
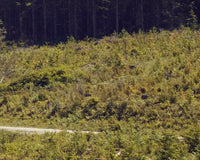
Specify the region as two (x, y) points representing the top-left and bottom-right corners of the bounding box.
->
(0, 126), (100, 134)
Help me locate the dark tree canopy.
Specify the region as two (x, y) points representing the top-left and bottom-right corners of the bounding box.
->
(0, 0), (199, 43)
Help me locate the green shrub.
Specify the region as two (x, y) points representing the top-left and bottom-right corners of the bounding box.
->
(0, 28), (200, 159)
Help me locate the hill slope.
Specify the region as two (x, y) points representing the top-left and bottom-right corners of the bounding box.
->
(0, 28), (200, 159)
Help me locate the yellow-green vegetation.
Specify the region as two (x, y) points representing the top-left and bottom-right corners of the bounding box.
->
(0, 28), (200, 159)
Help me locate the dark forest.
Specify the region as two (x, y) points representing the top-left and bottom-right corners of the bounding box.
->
(0, 0), (200, 43)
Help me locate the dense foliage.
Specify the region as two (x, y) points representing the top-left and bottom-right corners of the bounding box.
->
(0, 28), (200, 159)
(0, 0), (200, 43)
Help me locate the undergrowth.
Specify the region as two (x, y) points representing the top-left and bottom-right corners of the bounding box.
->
(0, 28), (200, 159)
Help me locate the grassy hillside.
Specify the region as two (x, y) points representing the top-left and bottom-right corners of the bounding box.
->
(0, 28), (200, 159)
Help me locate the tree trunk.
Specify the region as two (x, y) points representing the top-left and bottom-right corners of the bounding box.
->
(74, 0), (78, 39)
(155, 0), (160, 28)
(19, 14), (23, 40)
(32, 0), (36, 42)
(136, 0), (144, 30)
(140, 0), (144, 30)
(86, 0), (90, 36)
(18, 3), (23, 40)
(43, 0), (47, 41)
(116, 0), (119, 33)
(92, 0), (96, 38)
(53, 4), (57, 40)
(68, 0), (72, 36)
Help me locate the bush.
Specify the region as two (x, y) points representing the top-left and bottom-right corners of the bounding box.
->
(0, 66), (77, 91)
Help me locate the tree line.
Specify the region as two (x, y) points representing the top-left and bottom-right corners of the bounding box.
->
(0, 0), (200, 43)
